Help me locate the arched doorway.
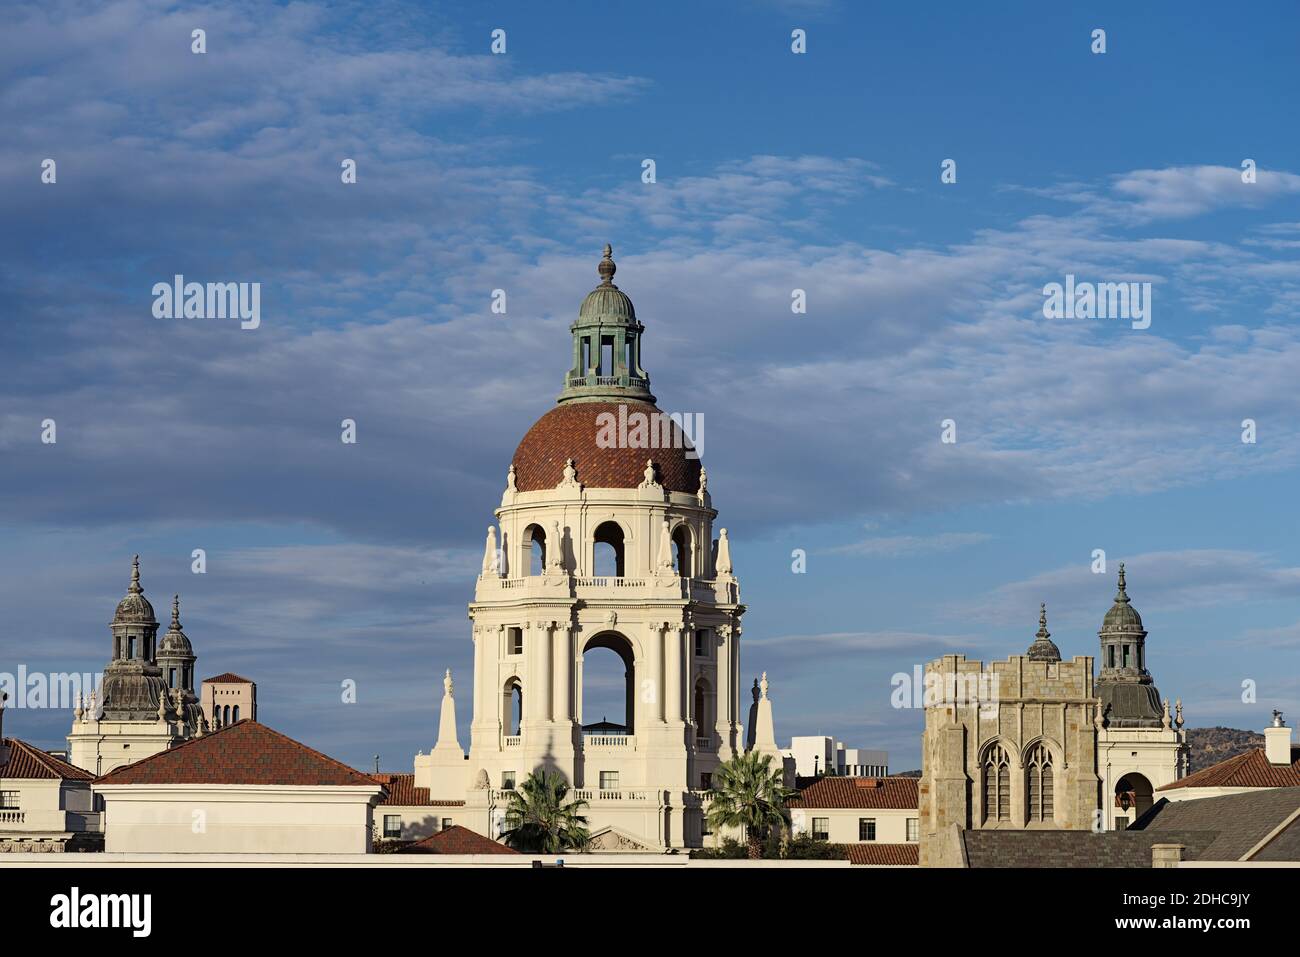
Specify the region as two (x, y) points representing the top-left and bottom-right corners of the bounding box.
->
(1115, 773), (1154, 827)
(593, 522), (625, 577)
(580, 632), (635, 734)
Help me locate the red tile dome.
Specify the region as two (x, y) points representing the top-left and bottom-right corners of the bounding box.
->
(512, 400), (701, 493)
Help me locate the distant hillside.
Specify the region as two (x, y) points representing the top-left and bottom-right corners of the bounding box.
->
(894, 770), (922, 778)
(1186, 727), (1264, 771)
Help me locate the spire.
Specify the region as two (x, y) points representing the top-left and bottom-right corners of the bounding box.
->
(481, 526), (499, 576)
(1115, 562), (1129, 604)
(171, 594), (181, 630)
(434, 668), (463, 754)
(129, 554), (142, 594)
(748, 671), (790, 784)
(716, 528), (734, 578)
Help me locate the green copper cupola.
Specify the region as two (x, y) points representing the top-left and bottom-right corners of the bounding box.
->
(558, 245), (655, 404)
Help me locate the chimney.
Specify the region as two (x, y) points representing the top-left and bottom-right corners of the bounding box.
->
(1151, 843), (1185, 869)
(1265, 710), (1293, 766)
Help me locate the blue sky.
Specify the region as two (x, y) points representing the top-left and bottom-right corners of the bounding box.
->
(3, 0), (1299, 771)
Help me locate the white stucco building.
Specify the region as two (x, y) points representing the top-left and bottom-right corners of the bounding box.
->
(94, 720), (384, 853)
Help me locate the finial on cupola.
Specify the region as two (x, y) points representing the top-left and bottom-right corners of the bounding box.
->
(129, 554), (142, 593)
(598, 244), (616, 285)
(172, 594), (181, 629)
(1115, 561), (1129, 602)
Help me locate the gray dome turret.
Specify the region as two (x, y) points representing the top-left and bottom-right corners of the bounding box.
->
(1026, 603), (1061, 662)
(1096, 563), (1164, 727)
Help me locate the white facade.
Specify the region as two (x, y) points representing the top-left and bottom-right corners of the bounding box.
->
(789, 806), (916, 844)
(94, 783), (383, 854)
(0, 763), (101, 851)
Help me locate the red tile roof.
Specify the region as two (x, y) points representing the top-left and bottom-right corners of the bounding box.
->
(844, 843), (919, 866)
(0, 739), (94, 781)
(95, 720), (380, 788)
(512, 401), (701, 493)
(1159, 746), (1300, 791)
(398, 825), (520, 855)
(373, 773), (465, 807)
(788, 776), (919, 810)
(203, 673), (253, 684)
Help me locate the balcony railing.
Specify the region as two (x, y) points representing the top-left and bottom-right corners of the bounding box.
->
(0, 810), (25, 825)
(486, 576), (737, 604)
(583, 734), (633, 748)
(504, 735), (522, 748)
(571, 789), (650, 802)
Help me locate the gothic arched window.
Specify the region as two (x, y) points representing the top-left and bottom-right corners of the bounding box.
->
(983, 744), (1011, 824)
(1026, 744), (1054, 823)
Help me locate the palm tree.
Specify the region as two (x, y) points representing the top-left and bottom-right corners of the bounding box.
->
(499, 769), (591, 853)
(705, 750), (795, 859)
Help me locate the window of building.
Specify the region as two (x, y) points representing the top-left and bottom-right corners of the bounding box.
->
(501, 771), (516, 790)
(983, 744), (1011, 824)
(694, 629), (709, 658)
(599, 771), (619, 791)
(383, 815), (401, 838)
(168, 668), (177, 688)
(812, 817), (830, 841)
(0, 791), (19, 809)
(1026, 743), (1055, 823)
(441, 818), (453, 830)
(859, 818), (876, 841)
(906, 818), (919, 842)
(700, 772), (712, 790)
(508, 627), (523, 656)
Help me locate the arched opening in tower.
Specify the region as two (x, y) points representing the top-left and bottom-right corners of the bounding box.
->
(581, 633), (635, 734)
(503, 677), (523, 736)
(672, 524), (693, 577)
(593, 522), (625, 578)
(522, 523), (546, 576)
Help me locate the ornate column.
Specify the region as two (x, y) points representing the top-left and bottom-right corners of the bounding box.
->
(715, 623), (734, 756)
(553, 624), (572, 723)
(537, 620), (553, 723)
(665, 622), (683, 724)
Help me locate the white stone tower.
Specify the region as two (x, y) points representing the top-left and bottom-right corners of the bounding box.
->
(416, 246), (747, 850)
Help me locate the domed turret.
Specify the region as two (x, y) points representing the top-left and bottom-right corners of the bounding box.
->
(113, 555), (156, 625)
(100, 556), (170, 721)
(558, 245), (655, 405)
(1026, 603), (1061, 662)
(159, 594), (194, 657)
(1097, 563), (1164, 727)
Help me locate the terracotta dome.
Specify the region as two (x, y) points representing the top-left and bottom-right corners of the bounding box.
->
(512, 400), (701, 493)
